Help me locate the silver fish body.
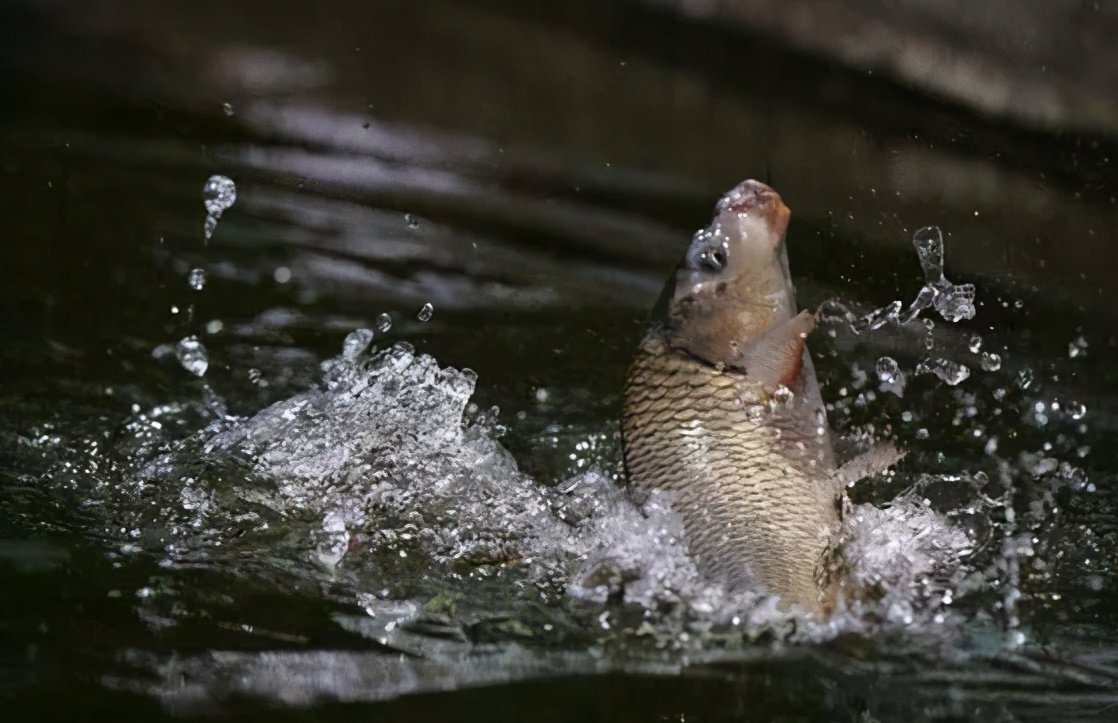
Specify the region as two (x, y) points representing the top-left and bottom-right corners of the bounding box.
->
(622, 180), (841, 613)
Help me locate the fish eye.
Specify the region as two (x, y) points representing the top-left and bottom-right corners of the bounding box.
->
(687, 241), (728, 273)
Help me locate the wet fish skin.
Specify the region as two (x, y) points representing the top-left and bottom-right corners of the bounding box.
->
(622, 180), (841, 613)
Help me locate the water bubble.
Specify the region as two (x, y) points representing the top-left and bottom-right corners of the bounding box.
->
(375, 313), (393, 334)
(417, 303), (434, 322)
(273, 266), (292, 284)
(342, 329), (374, 360)
(968, 335), (983, 353)
(916, 358), (970, 385)
(187, 268), (207, 291)
(980, 352), (1002, 372)
(175, 336), (209, 377)
(404, 213), (420, 230)
(202, 174), (237, 241)
(1068, 335), (1088, 358)
(875, 356), (901, 384)
(222, 102), (234, 116)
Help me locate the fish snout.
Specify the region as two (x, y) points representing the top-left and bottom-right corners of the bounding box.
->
(716, 180), (791, 238)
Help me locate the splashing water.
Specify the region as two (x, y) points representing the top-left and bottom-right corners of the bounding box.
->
(916, 358), (971, 386)
(187, 267), (207, 291)
(175, 336), (209, 376)
(825, 226), (976, 334)
(202, 175), (237, 241)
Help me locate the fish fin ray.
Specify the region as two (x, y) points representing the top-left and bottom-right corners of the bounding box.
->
(734, 310), (815, 388)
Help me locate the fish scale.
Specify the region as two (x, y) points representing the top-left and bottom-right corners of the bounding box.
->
(623, 340), (838, 610)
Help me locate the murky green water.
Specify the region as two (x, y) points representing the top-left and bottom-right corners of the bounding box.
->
(2, 1), (1117, 720)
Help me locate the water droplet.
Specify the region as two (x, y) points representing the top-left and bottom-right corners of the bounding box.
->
(274, 266), (292, 284)
(968, 335), (983, 353)
(202, 175), (237, 241)
(535, 388), (550, 403)
(912, 226), (945, 283)
(375, 313), (392, 334)
(417, 303), (434, 322)
(770, 385), (794, 409)
(247, 368), (268, 387)
(175, 336), (209, 376)
(980, 352), (1002, 372)
(933, 282), (976, 322)
(404, 213), (420, 230)
(342, 329), (374, 360)
(1016, 368), (1034, 390)
(984, 436), (999, 455)
(222, 102), (234, 116)
(1068, 335), (1088, 358)
(916, 358), (970, 385)
(875, 356), (901, 384)
(205, 319), (223, 335)
(203, 175), (237, 215)
(1067, 401), (1087, 420)
(915, 428), (929, 440)
(188, 267), (207, 291)
(851, 300), (901, 334)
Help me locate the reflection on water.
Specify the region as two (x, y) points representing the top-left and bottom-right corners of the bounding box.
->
(2, 0), (1117, 720)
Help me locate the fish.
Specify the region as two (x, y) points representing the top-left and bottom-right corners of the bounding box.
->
(621, 179), (895, 614)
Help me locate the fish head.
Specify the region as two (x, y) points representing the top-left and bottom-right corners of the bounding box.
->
(654, 180), (798, 366)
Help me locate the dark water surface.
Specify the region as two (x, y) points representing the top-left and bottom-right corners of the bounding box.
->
(2, 2), (1117, 721)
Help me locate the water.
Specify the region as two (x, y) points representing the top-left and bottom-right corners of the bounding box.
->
(202, 174), (237, 241)
(187, 267), (207, 291)
(174, 336), (210, 377)
(2, 1), (1117, 720)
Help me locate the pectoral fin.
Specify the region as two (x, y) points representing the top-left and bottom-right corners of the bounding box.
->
(733, 310), (815, 388)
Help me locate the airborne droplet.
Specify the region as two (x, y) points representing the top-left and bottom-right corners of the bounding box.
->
(342, 329), (374, 360)
(417, 303), (434, 322)
(202, 174), (237, 241)
(175, 336), (209, 377)
(916, 358), (970, 386)
(188, 268), (207, 291)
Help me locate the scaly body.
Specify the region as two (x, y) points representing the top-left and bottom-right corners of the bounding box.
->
(622, 180), (843, 613)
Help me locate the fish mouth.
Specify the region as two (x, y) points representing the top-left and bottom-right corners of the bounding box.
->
(715, 179), (791, 240)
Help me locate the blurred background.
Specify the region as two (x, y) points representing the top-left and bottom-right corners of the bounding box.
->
(1, 1), (1116, 720)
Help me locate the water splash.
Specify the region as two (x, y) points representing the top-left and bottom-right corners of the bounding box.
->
(187, 268), (207, 291)
(830, 226), (977, 335)
(202, 175), (237, 242)
(916, 358), (970, 386)
(340, 328), (374, 360)
(175, 336), (209, 377)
